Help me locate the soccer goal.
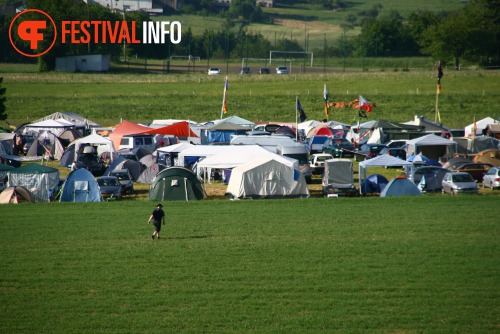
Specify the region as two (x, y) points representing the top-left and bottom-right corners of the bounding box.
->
(169, 55), (201, 62)
(269, 51), (314, 67)
(241, 58), (271, 68)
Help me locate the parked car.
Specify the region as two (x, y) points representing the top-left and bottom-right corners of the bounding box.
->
(259, 67), (270, 74)
(385, 139), (408, 148)
(97, 176), (122, 200)
(322, 138), (355, 158)
(309, 153), (333, 174)
(208, 67), (221, 75)
(109, 169), (134, 194)
(240, 67), (251, 75)
(73, 147), (105, 176)
(358, 143), (387, 159)
(380, 147), (406, 160)
(482, 167), (500, 190)
(442, 172), (479, 195)
(451, 163), (493, 182)
(276, 66), (289, 74)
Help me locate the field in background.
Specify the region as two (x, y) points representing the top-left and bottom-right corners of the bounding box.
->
(0, 196), (498, 333)
(2, 68), (498, 129)
(161, 0), (462, 50)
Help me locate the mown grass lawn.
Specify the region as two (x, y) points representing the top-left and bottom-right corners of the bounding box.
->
(1, 196), (498, 333)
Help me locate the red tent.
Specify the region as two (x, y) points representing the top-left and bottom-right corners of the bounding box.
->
(109, 120), (198, 150)
(145, 121), (198, 138)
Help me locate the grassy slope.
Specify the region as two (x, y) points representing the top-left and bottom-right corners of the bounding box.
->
(160, 0), (462, 51)
(0, 197), (498, 333)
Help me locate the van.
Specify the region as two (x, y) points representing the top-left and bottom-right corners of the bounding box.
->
(276, 143), (312, 183)
(119, 135), (155, 153)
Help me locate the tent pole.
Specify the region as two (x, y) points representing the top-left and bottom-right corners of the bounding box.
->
(184, 177), (188, 201)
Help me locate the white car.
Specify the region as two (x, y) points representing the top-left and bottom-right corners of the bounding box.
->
(442, 172), (478, 195)
(482, 167), (500, 190)
(208, 67), (220, 75)
(276, 66), (289, 74)
(309, 153), (333, 174)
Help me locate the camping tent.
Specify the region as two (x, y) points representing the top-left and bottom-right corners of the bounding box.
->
(109, 120), (199, 150)
(22, 119), (75, 137)
(226, 156), (309, 199)
(0, 186), (34, 204)
(69, 133), (116, 163)
(380, 177), (421, 197)
(464, 117), (496, 137)
(358, 155), (413, 194)
(196, 145), (297, 181)
(137, 163), (163, 184)
(149, 166), (205, 201)
(26, 130), (65, 160)
(60, 168), (101, 202)
(7, 163), (60, 202)
(156, 142), (195, 167)
(406, 134), (458, 161)
(473, 149), (500, 166)
(104, 157), (144, 181)
(360, 174), (389, 194)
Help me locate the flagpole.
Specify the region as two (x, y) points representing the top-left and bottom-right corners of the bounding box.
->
(295, 96), (298, 141)
(435, 85), (441, 124)
(220, 76), (227, 120)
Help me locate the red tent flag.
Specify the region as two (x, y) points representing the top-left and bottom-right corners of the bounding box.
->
(359, 95), (372, 114)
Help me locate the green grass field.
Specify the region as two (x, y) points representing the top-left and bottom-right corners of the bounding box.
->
(2, 68), (498, 129)
(1, 196), (498, 333)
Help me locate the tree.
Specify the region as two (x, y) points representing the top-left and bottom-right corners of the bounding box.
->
(0, 77), (6, 122)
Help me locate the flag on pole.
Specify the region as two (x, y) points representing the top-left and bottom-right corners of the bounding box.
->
(297, 99), (307, 123)
(323, 84), (329, 118)
(359, 95), (372, 113)
(221, 77), (228, 116)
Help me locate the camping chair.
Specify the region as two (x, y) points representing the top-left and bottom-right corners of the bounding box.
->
(73, 180), (89, 202)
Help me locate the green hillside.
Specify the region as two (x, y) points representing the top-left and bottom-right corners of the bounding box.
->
(159, 0), (464, 50)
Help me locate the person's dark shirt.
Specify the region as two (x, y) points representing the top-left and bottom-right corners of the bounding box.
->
(152, 208), (165, 222)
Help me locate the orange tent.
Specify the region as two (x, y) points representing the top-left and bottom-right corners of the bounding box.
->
(109, 120), (198, 150)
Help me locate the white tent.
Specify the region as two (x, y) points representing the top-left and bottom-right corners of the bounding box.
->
(464, 117), (497, 137)
(298, 120), (323, 137)
(197, 145), (298, 181)
(23, 119), (75, 136)
(406, 134), (458, 161)
(69, 133), (116, 162)
(226, 156), (309, 199)
(358, 155), (413, 194)
(177, 145), (260, 167)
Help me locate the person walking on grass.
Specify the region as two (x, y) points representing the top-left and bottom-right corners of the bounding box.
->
(148, 203), (165, 240)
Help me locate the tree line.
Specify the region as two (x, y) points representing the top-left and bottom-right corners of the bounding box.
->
(0, 0), (498, 70)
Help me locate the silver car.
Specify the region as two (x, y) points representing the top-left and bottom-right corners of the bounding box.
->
(482, 167), (500, 190)
(442, 172), (479, 195)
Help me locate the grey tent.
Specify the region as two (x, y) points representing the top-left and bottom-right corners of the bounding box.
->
(137, 163), (162, 184)
(60, 168), (101, 202)
(149, 166), (205, 201)
(26, 131), (65, 160)
(7, 163), (60, 202)
(104, 157), (144, 181)
(380, 177), (421, 197)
